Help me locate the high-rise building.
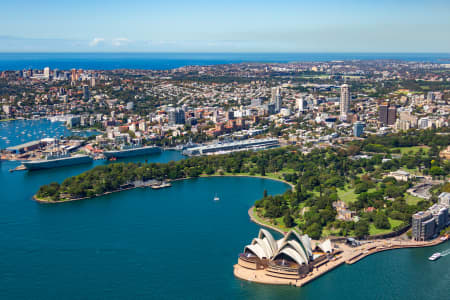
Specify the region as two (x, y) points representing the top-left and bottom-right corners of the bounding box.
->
(387, 106), (397, 125)
(43, 67), (50, 79)
(168, 108), (185, 125)
(412, 211), (434, 241)
(353, 121), (365, 137)
(82, 85), (90, 101)
(340, 84), (350, 119)
(296, 97), (305, 112)
(271, 87), (282, 113)
(379, 103), (389, 124)
(71, 69), (77, 82)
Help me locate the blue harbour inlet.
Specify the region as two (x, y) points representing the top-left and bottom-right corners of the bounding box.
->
(0, 120), (449, 300)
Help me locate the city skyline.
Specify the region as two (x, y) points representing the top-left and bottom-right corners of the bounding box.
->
(1, 0), (450, 53)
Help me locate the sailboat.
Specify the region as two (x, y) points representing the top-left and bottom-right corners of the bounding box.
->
(213, 193), (220, 201)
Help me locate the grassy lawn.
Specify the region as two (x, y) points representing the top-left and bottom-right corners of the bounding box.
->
(369, 218), (403, 235)
(392, 146), (430, 155)
(252, 207), (290, 233)
(322, 228), (341, 237)
(405, 193), (423, 205)
(337, 187), (358, 204)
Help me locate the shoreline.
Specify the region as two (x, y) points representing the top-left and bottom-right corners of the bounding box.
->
(234, 235), (448, 287)
(33, 174), (294, 204)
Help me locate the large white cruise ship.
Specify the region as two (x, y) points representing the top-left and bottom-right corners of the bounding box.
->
(22, 153), (93, 170)
(103, 145), (161, 159)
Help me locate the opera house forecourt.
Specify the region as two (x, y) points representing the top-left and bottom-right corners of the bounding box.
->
(234, 229), (337, 286)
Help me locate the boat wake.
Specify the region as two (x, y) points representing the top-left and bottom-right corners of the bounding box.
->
(440, 249), (450, 257)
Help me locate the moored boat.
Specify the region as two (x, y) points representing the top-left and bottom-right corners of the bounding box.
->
(22, 153), (93, 170)
(103, 145), (161, 159)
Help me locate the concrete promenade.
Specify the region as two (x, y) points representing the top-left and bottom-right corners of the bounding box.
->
(234, 236), (448, 287)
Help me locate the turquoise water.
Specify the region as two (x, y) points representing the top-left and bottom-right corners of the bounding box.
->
(0, 121), (449, 300)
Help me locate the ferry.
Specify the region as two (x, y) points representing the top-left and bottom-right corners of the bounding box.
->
(428, 253), (441, 261)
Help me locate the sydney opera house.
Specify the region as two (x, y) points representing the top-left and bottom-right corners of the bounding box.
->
(235, 229), (335, 282)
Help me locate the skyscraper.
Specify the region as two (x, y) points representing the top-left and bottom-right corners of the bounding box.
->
(43, 67), (50, 79)
(353, 121), (365, 137)
(340, 84), (350, 119)
(271, 87), (282, 113)
(82, 85), (90, 101)
(379, 103), (389, 125)
(168, 108), (185, 125)
(296, 97), (306, 112)
(387, 106), (397, 125)
(379, 103), (396, 125)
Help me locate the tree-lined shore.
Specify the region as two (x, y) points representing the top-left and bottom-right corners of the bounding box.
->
(36, 129), (450, 239)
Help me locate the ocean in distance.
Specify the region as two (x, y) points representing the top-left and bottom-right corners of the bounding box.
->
(0, 52), (450, 70)
(1, 123), (449, 300)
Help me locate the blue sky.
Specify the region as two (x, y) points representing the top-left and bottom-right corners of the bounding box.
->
(1, 0), (449, 52)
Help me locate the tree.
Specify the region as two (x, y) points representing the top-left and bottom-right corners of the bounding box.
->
(305, 223), (322, 240)
(354, 219), (369, 238)
(283, 214), (295, 228)
(374, 212), (390, 229)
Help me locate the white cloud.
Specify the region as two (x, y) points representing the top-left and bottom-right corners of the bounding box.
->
(89, 37), (105, 47)
(112, 38), (129, 47)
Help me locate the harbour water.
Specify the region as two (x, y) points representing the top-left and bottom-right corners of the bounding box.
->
(0, 119), (98, 150)
(0, 121), (449, 300)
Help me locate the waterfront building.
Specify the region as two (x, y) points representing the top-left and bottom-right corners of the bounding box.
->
(66, 116), (81, 128)
(340, 84), (350, 120)
(353, 121), (364, 137)
(183, 138), (279, 156)
(412, 211), (435, 241)
(237, 229), (335, 279)
(412, 203), (449, 241)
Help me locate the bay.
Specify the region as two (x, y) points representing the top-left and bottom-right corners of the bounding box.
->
(0, 120), (449, 300)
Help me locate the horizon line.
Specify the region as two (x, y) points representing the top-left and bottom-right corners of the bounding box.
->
(0, 51), (449, 55)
